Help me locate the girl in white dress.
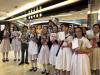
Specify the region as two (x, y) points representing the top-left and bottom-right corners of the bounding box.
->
(28, 27), (38, 72)
(87, 24), (100, 75)
(11, 26), (21, 61)
(38, 26), (50, 75)
(49, 26), (59, 75)
(1, 28), (11, 62)
(55, 24), (73, 75)
(71, 27), (92, 75)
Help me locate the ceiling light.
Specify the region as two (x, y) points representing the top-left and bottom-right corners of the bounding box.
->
(39, 13), (42, 17)
(8, 0), (79, 21)
(0, 0), (50, 20)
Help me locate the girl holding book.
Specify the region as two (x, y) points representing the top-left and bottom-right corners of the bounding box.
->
(28, 26), (38, 72)
(1, 28), (11, 62)
(56, 24), (73, 75)
(38, 26), (50, 75)
(71, 27), (92, 75)
(11, 26), (21, 61)
(49, 26), (59, 75)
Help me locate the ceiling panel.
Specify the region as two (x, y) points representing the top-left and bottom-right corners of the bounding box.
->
(0, 0), (35, 17)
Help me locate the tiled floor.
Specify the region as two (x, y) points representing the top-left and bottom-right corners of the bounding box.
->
(0, 50), (42, 75)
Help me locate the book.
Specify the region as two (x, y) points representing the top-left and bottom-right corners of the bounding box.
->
(58, 32), (65, 41)
(72, 39), (79, 49)
(50, 33), (57, 41)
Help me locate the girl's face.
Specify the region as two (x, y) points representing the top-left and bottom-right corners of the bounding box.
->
(82, 27), (86, 33)
(31, 27), (36, 33)
(14, 26), (17, 31)
(43, 27), (48, 34)
(23, 27), (28, 32)
(53, 26), (58, 33)
(62, 25), (69, 33)
(48, 22), (53, 26)
(93, 25), (100, 34)
(75, 28), (82, 38)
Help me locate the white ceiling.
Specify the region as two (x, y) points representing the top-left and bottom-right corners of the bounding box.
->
(0, 0), (35, 17)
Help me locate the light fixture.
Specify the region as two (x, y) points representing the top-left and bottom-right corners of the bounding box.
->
(34, 15), (36, 18)
(0, 0), (50, 20)
(39, 13), (42, 17)
(39, 6), (42, 10)
(8, 0), (79, 21)
(36, 14), (39, 18)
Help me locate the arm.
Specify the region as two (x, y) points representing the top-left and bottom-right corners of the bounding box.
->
(75, 48), (92, 54)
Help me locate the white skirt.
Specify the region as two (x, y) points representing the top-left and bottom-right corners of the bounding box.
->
(71, 53), (91, 75)
(38, 45), (49, 64)
(29, 54), (37, 60)
(49, 44), (59, 66)
(12, 38), (21, 51)
(55, 48), (63, 70)
(62, 48), (72, 71)
(90, 48), (100, 70)
(1, 38), (11, 52)
(28, 41), (38, 55)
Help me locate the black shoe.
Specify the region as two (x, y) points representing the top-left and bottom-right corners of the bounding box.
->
(46, 71), (49, 75)
(53, 73), (57, 75)
(2, 59), (5, 62)
(14, 59), (17, 61)
(6, 58), (9, 62)
(29, 67), (34, 71)
(18, 62), (24, 65)
(18, 59), (20, 61)
(41, 70), (46, 74)
(25, 62), (29, 64)
(33, 67), (37, 72)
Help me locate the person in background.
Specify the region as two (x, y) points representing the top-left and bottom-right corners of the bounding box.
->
(87, 24), (100, 75)
(82, 27), (87, 37)
(69, 27), (74, 36)
(1, 27), (11, 62)
(48, 20), (55, 34)
(28, 26), (38, 72)
(19, 26), (29, 65)
(11, 26), (21, 61)
(71, 27), (92, 75)
(36, 25), (42, 38)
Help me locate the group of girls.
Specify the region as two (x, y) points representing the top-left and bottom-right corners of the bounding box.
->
(0, 22), (100, 75)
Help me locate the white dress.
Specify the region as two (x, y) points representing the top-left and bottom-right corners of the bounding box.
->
(28, 34), (38, 60)
(1, 30), (11, 52)
(55, 48), (63, 70)
(28, 41), (38, 55)
(38, 45), (49, 64)
(11, 31), (21, 51)
(55, 33), (73, 71)
(70, 37), (92, 75)
(49, 44), (59, 66)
